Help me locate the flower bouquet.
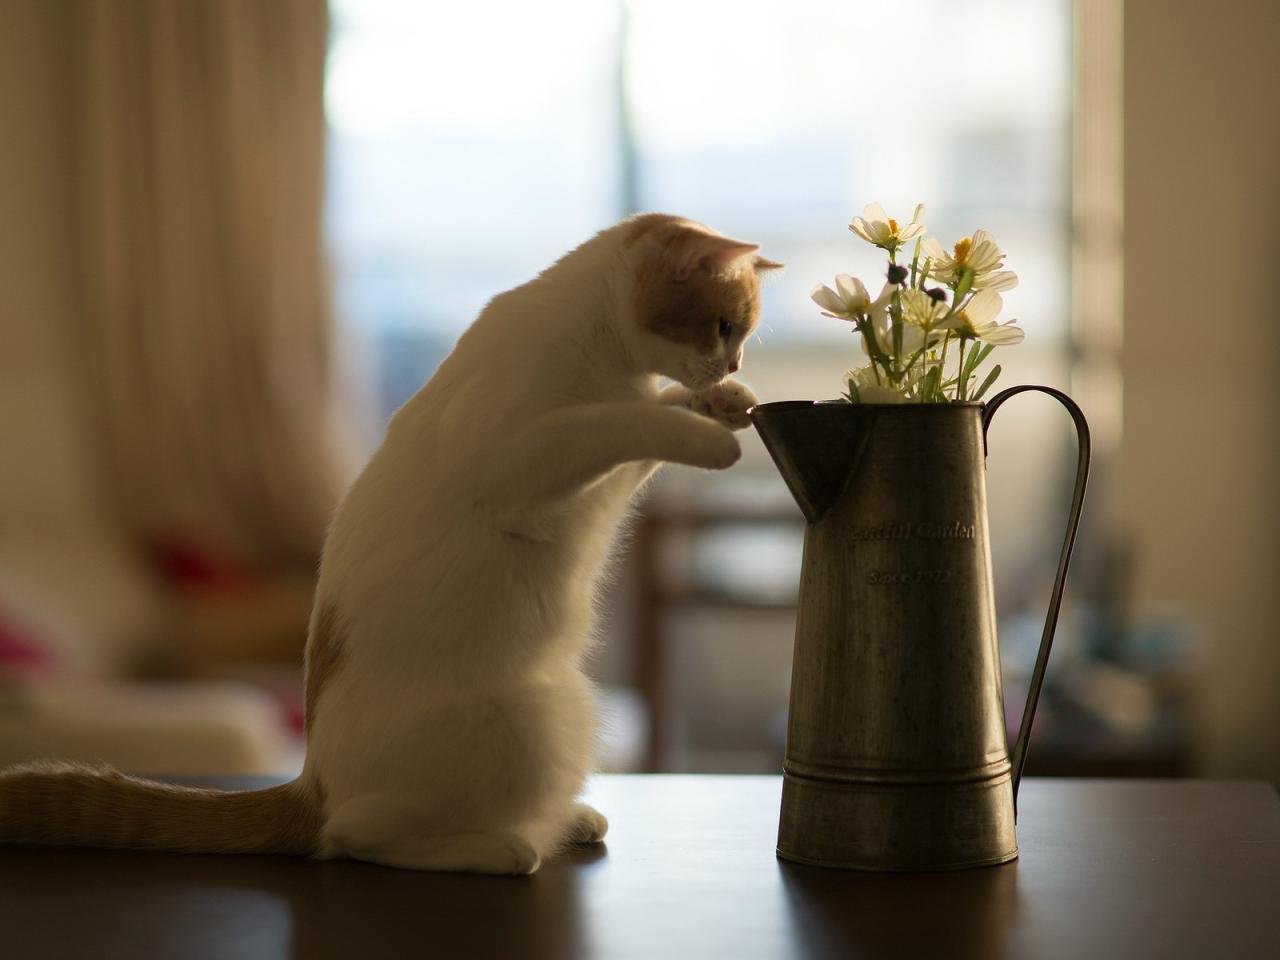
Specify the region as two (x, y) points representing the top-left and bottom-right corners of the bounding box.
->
(810, 203), (1025, 404)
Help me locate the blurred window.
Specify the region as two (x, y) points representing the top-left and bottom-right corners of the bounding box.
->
(326, 0), (624, 414)
(326, 0), (1071, 416)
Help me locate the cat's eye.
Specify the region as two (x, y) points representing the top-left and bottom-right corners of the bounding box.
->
(718, 318), (733, 340)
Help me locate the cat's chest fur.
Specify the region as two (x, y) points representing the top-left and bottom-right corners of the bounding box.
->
(313, 368), (652, 684)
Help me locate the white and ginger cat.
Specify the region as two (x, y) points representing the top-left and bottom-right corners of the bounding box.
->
(0, 214), (780, 875)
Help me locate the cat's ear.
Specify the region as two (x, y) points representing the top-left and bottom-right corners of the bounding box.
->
(670, 231), (760, 282)
(753, 255), (785, 272)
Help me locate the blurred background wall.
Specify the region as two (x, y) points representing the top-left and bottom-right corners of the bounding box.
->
(0, 0), (1276, 783)
(1122, 0), (1280, 782)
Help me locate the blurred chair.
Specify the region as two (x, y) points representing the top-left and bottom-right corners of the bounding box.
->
(0, 528), (303, 776)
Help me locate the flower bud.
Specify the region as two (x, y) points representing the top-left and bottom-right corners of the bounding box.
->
(886, 264), (909, 285)
(926, 287), (947, 303)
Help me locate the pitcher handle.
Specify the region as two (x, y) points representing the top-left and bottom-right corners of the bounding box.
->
(982, 385), (1091, 818)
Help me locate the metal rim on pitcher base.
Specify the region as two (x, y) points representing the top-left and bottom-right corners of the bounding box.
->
(775, 847), (1020, 872)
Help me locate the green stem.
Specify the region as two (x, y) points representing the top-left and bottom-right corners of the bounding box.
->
(972, 363), (1002, 401)
(936, 274), (976, 330)
(856, 316), (890, 383)
(956, 338), (968, 401)
(900, 329), (932, 383)
(939, 332), (952, 399)
(890, 290), (903, 381)
(927, 363), (945, 402)
(901, 348), (925, 381)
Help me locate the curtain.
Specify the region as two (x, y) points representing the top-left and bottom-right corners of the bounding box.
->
(74, 0), (345, 571)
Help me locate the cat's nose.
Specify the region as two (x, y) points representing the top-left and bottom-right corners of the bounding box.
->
(728, 360), (740, 374)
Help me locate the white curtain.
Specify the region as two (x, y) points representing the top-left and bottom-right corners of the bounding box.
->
(74, 0), (344, 569)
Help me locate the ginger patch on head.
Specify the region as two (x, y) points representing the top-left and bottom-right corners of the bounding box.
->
(636, 268), (761, 353)
(632, 220), (766, 352)
(305, 604), (348, 733)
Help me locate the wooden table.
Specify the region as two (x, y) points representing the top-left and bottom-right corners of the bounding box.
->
(1, 776), (1278, 959)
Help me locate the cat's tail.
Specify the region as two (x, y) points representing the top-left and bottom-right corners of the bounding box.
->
(0, 761), (323, 856)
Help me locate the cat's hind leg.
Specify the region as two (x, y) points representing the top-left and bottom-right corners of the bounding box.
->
(321, 796), (541, 875)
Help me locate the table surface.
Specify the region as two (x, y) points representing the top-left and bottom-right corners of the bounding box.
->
(1, 776), (1278, 960)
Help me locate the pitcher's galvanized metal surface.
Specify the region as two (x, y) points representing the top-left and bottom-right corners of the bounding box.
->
(750, 386), (1090, 871)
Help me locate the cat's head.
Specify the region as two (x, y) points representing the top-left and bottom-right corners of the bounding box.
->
(620, 215), (782, 390)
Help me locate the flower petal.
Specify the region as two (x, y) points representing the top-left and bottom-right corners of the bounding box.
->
(863, 202), (889, 224)
(858, 382), (909, 404)
(848, 363), (878, 387)
(835, 274), (869, 308)
(811, 283), (845, 313)
(927, 263), (957, 284)
(922, 236), (948, 262)
(977, 270), (1019, 292)
(900, 288), (946, 328)
(979, 321), (1025, 345)
(899, 322), (926, 354)
(964, 289), (1003, 325)
(869, 280), (896, 312)
(849, 219), (875, 244)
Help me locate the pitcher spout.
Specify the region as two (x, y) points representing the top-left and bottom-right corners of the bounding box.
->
(748, 401), (875, 523)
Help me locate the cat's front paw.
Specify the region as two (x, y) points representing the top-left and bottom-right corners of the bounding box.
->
(688, 423), (742, 470)
(689, 380), (759, 430)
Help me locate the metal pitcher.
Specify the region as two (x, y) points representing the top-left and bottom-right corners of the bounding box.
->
(749, 386), (1090, 871)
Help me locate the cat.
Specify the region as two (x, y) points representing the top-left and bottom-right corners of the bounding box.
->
(0, 213), (780, 874)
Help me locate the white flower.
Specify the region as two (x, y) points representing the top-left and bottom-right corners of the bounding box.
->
(830, 280), (899, 357)
(812, 275), (897, 361)
(939, 289), (1025, 345)
(849, 202), (926, 251)
(860, 310), (940, 361)
(811, 274), (872, 319)
(847, 364), (909, 404)
(923, 229), (1018, 291)
(899, 288), (949, 329)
